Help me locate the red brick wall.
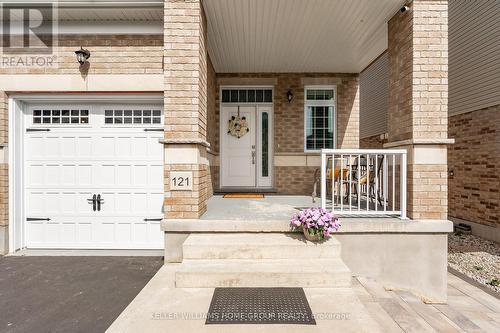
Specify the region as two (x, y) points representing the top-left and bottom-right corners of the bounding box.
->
(360, 134), (387, 149)
(448, 105), (500, 227)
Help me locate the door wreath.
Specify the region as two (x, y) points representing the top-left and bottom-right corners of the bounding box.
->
(227, 107), (249, 138)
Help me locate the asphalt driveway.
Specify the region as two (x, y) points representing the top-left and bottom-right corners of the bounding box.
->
(0, 256), (163, 333)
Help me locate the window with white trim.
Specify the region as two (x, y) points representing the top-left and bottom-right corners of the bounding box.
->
(304, 87), (336, 151)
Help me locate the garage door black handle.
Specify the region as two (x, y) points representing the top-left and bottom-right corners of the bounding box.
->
(144, 128), (164, 132)
(143, 218), (163, 222)
(27, 217), (51, 221)
(97, 194), (102, 211)
(27, 128), (50, 132)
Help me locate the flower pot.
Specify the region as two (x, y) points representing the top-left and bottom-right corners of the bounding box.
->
(303, 228), (321, 241)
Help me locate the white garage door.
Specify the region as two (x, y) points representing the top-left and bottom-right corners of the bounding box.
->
(24, 104), (164, 249)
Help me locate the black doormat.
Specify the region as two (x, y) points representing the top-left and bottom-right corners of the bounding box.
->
(206, 287), (316, 325)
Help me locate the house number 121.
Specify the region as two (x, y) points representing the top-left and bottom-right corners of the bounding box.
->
(169, 172), (193, 191)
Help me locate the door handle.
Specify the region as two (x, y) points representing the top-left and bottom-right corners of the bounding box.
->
(143, 218), (163, 222)
(87, 194), (97, 211)
(251, 150), (256, 164)
(96, 194), (104, 211)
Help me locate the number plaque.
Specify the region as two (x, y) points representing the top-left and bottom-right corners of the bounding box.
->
(170, 172), (193, 191)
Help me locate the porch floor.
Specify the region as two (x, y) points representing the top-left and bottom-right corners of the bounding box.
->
(201, 195), (392, 221)
(201, 195), (320, 221)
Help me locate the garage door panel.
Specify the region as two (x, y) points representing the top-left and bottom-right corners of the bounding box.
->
(24, 104), (164, 249)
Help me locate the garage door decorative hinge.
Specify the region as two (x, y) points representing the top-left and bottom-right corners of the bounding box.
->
(143, 218), (163, 222)
(26, 128), (50, 132)
(27, 217), (51, 221)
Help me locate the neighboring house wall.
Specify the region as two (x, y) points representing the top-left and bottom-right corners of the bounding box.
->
(359, 52), (389, 146)
(214, 73), (359, 194)
(448, 0), (500, 230)
(448, 106), (499, 228)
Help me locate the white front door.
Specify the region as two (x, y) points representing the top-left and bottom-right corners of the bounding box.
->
(221, 105), (256, 187)
(24, 104), (164, 249)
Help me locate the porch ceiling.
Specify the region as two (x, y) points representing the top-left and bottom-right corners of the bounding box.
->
(204, 0), (406, 73)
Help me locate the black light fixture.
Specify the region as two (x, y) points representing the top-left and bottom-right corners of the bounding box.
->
(75, 47), (90, 65)
(286, 89), (294, 103)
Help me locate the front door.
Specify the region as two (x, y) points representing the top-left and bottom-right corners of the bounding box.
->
(220, 103), (273, 188)
(221, 105), (256, 187)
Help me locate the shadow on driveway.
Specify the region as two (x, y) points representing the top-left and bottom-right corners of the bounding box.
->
(0, 256), (163, 333)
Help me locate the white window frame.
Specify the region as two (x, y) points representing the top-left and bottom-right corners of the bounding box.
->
(303, 85), (337, 152)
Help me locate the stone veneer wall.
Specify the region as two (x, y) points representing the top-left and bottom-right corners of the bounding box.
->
(214, 73), (359, 194)
(448, 105), (500, 228)
(387, 0), (449, 220)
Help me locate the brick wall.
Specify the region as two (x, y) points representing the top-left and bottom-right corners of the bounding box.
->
(360, 134), (387, 149)
(215, 73), (359, 153)
(387, 0), (449, 220)
(275, 166), (317, 195)
(448, 105), (499, 227)
(163, 0), (210, 218)
(0, 163), (7, 227)
(0, 92), (7, 145)
(387, 2), (413, 142)
(412, 0), (448, 140)
(0, 34), (163, 75)
(212, 73), (359, 195)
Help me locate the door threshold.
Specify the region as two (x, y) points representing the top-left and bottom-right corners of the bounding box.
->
(216, 187), (278, 194)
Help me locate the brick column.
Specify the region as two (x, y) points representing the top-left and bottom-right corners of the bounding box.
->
(387, 0), (452, 220)
(163, 0), (210, 219)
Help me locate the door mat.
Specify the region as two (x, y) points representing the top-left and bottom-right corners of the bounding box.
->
(223, 194), (265, 198)
(206, 287), (316, 325)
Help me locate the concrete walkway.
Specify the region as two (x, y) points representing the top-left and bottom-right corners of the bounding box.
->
(0, 256), (162, 333)
(107, 264), (383, 333)
(108, 268), (500, 332)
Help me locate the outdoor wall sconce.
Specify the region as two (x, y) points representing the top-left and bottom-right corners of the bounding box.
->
(75, 47), (90, 66)
(286, 89), (294, 103)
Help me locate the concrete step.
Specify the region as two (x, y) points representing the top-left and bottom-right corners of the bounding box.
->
(182, 233), (341, 260)
(175, 258), (352, 288)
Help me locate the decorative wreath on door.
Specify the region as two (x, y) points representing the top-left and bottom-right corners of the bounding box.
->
(227, 106), (249, 138)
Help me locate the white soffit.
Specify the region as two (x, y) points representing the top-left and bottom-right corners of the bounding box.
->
(204, 0), (406, 73)
(6, 2), (163, 34)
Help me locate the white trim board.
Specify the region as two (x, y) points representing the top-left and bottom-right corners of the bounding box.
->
(0, 75), (164, 92)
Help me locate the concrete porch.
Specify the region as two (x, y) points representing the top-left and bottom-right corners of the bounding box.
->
(162, 195), (453, 301)
(201, 195), (393, 221)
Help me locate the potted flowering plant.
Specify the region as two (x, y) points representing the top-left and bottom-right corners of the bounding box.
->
(290, 208), (341, 241)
